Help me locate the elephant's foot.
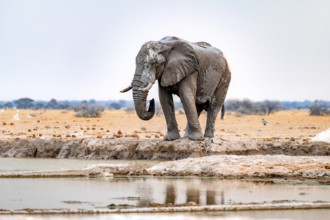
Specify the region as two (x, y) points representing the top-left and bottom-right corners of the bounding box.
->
(204, 128), (215, 138)
(164, 130), (180, 141)
(187, 130), (204, 141)
(184, 125), (203, 141)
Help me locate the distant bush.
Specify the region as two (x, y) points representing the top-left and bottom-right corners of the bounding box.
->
(4, 102), (14, 108)
(14, 98), (35, 109)
(109, 102), (121, 110)
(225, 99), (281, 115)
(73, 102), (105, 117)
(309, 101), (329, 116)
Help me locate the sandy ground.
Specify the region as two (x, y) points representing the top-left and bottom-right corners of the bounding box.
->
(1, 109), (329, 141)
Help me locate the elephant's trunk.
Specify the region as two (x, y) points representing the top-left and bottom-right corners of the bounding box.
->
(133, 89), (155, 120)
(132, 66), (155, 121)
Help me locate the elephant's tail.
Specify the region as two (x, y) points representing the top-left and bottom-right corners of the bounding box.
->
(221, 104), (225, 120)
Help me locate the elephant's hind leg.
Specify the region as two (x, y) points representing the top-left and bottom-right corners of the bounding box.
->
(205, 87), (228, 138)
(205, 105), (222, 138)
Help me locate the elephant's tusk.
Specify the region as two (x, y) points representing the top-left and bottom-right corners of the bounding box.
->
(138, 83), (153, 92)
(120, 85), (133, 93)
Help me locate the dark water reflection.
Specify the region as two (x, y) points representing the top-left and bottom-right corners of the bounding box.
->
(165, 185), (222, 205)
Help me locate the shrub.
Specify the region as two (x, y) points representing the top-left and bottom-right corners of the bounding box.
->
(14, 98), (35, 109)
(225, 99), (281, 115)
(73, 102), (105, 117)
(309, 102), (329, 116)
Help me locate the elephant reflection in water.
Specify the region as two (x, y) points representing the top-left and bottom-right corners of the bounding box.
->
(164, 184), (225, 205)
(206, 190), (215, 205)
(186, 187), (200, 204)
(165, 184), (176, 204)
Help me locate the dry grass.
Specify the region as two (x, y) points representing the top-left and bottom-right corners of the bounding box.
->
(0, 109), (329, 141)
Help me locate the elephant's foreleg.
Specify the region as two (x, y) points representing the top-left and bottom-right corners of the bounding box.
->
(179, 79), (203, 141)
(184, 104), (203, 138)
(159, 86), (180, 141)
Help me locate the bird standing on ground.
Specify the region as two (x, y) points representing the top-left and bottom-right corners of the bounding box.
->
(262, 118), (269, 126)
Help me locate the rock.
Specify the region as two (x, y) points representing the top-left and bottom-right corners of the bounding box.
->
(311, 128), (330, 143)
(146, 155), (330, 180)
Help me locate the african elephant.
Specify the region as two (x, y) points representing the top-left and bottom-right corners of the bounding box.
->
(121, 36), (231, 141)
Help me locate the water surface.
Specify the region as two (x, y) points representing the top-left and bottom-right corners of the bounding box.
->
(0, 158), (329, 220)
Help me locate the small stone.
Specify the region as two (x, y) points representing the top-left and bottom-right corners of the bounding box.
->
(187, 201), (197, 206)
(272, 141), (282, 148)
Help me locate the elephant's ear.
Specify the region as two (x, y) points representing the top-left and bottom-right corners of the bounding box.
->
(160, 40), (199, 87)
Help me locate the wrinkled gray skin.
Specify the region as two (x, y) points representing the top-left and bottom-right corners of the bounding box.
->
(121, 36), (231, 141)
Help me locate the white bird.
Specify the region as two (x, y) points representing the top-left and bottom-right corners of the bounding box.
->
(262, 118), (269, 126)
(12, 113), (20, 121)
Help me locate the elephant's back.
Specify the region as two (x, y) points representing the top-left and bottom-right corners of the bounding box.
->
(192, 44), (227, 104)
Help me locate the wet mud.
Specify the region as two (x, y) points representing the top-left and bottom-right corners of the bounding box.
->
(1, 202), (330, 215)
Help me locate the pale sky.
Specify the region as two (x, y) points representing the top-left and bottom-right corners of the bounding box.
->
(0, 0), (329, 101)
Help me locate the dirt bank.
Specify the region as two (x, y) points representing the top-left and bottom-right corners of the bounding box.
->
(1, 138), (329, 180)
(0, 138), (329, 160)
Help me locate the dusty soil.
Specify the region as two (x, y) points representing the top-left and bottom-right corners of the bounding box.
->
(0, 109), (329, 180)
(1, 109), (329, 142)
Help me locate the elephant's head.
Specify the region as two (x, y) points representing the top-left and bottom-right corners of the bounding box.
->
(121, 37), (199, 120)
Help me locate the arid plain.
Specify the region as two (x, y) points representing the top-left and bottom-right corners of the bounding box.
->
(0, 109), (329, 142)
